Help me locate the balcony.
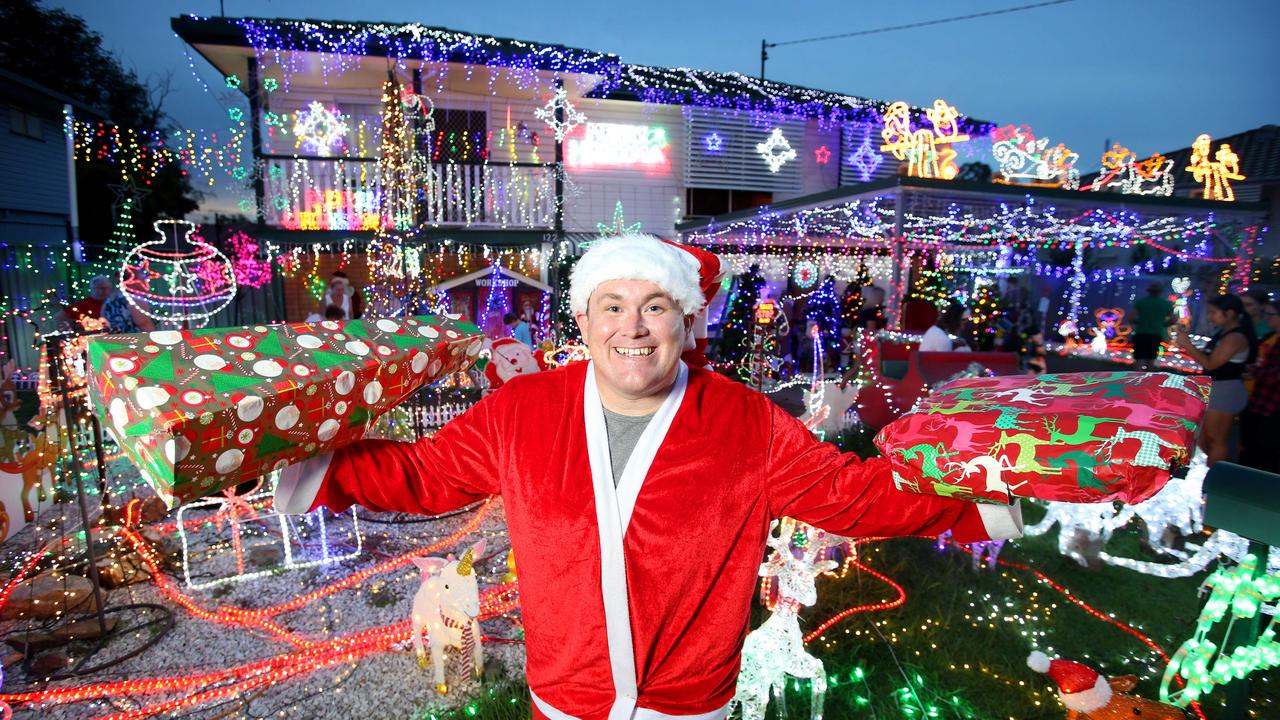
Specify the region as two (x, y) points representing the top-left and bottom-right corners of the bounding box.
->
(262, 157), (557, 231)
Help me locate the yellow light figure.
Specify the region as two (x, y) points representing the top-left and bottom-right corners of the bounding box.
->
(1186, 133), (1245, 201)
(880, 99), (970, 179)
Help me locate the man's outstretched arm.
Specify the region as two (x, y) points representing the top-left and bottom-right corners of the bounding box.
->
(762, 402), (1021, 543)
(275, 390), (502, 515)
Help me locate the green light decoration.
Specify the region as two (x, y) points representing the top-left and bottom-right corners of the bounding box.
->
(596, 201), (641, 239)
(1160, 553), (1280, 707)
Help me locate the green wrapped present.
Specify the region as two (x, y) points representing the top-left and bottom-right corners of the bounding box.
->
(86, 316), (483, 507)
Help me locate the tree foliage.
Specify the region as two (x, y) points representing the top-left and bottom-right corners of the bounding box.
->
(0, 0), (198, 249)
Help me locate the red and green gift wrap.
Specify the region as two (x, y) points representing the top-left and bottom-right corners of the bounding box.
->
(86, 315), (484, 507)
(874, 371), (1210, 505)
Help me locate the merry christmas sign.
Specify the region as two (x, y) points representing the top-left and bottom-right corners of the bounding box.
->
(87, 316), (483, 507)
(875, 372), (1209, 505)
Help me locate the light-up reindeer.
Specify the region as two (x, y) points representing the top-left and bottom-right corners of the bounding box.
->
(731, 519), (842, 720)
(411, 539), (486, 694)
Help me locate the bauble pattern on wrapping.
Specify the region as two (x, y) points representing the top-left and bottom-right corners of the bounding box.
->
(87, 315), (483, 507)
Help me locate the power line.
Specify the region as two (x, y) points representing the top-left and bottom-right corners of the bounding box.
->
(760, 0), (1075, 78)
(769, 0), (1075, 48)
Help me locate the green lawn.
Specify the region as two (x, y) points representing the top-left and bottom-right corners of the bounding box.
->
(424, 496), (1276, 720)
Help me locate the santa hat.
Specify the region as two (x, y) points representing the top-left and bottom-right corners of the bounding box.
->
(1027, 651), (1112, 713)
(569, 234), (727, 367)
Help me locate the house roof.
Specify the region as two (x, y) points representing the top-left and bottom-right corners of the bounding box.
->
(170, 15), (619, 76)
(586, 64), (994, 131)
(1161, 124), (1280, 188)
(432, 264), (550, 293)
(171, 15), (993, 130)
(1081, 124), (1280, 192)
(676, 174), (1269, 236)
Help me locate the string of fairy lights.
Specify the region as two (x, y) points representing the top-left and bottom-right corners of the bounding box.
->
(1, 13), (1275, 720)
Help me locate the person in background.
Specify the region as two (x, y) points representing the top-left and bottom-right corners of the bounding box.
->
(323, 271), (363, 320)
(100, 287), (154, 334)
(58, 276), (113, 330)
(855, 285), (886, 331)
(919, 300), (970, 352)
(505, 312), (532, 346)
(1174, 294), (1257, 465)
(1241, 290), (1272, 342)
(1240, 298), (1280, 473)
(324, 305), (346, 321)
(1131, 282), (1175, 371)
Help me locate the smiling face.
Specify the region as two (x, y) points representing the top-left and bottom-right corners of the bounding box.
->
(575, 279), (693, 414)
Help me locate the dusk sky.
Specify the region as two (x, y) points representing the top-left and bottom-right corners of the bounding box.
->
(51, 0), (1280, 184)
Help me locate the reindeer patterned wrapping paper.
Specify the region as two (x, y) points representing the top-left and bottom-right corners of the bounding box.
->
(86, 315), (483, 507)
(874, 372), (1210, 504)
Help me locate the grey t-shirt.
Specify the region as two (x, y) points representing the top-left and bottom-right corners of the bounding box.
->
(602, 408), (655, 486)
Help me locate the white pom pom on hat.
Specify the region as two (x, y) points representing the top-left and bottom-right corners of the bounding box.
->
(569, 234), (707, 316)
(1027, 650), (1051, 673)
(1027, 651), (1112, 713)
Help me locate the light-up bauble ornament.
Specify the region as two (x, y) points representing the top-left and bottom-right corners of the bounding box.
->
(793, 259), (819, 289)
(119, 220), (236, 323)
(756, 128), (797, 173)
(292, 101), (349, 157)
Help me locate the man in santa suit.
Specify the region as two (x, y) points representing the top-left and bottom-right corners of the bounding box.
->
(277, 234), (1022, 720)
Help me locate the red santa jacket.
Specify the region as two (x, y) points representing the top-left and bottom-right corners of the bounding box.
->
(277, 361), (1020, 719)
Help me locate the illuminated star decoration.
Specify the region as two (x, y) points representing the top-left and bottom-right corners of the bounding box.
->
(814, 145), (831, 164)
(224, 74), (240, 89)
(705, 132), (724, 153)
(165, 264), (200, 294)
(534, 87), (586, 142)
(292, 101), (349, 157)
(756, 128), (797, 173)
(597, 201), (641, 239)
(848, 136), (883, 182)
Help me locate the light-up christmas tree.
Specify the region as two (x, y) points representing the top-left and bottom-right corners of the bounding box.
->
(840, 264), (871, 330)
(967, 283), (1002, 351)
(716, 264), (765, 366)
(806, 276), (841, 366)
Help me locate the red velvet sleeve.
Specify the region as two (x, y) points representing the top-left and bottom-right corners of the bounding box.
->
(311, 390), (504, 515)
(762, 401), (999, 543)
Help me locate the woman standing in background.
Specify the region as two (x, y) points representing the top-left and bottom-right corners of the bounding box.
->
(1175, 294), (1257, 465)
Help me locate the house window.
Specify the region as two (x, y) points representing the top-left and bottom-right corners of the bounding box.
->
(685, 188), (772, 219)
(427, 108), (488, 163)
(9, 107), (43, 140)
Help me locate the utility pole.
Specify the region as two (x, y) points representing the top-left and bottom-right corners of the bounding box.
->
(759, 39), (769, 80)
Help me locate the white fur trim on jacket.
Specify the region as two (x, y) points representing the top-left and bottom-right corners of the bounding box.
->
(570, 235), (703, 316)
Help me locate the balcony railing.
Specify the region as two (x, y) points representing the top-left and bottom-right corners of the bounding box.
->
(262, 157), (557, 231)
